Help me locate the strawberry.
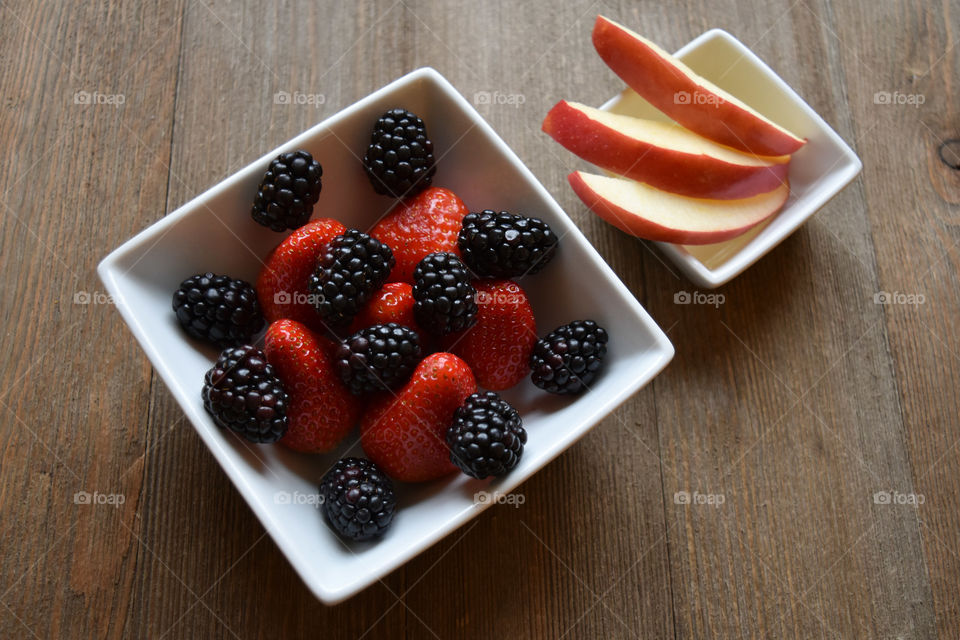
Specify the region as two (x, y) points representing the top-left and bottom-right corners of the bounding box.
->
(444, 280), (536, 391)
(256, 218), (346, 332)
(360, 352), (476, 482)
(349, 282), (430, 346)
(264, 319), (360, 453)
(369, 187), (469, 283)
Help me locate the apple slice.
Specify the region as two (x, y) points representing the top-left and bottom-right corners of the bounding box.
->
(568, 170), (789, 244)
(592, 16), (805, 157)
(543, 100), (789, 200)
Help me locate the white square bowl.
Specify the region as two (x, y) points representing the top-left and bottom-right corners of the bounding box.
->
(98, 68), (674, 604)
(600, 29), (862, 289)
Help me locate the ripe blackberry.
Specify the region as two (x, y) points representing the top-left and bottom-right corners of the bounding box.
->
(446, 392), (526, 479)
(202, 345), (289, 443)
(320, 457), (396, 541)
(251, 150), (323, 231)
(334, 323), (422, 395)
(412, 252), (478, 335)
(363, 108), (436, 197)
(458, 210), (559, 278)
(530, 320), (609, 395)
(172, 273), (264, 348)
(307, 229), (395, 329)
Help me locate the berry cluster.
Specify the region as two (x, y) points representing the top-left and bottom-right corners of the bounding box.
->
(447, 392), (526, 479)
(334, 323), (421, 395)
(202, 345), (288, 443)
(458, 210), (558, 278)
(320, 457), (396, 541)
(307, 228), (395, 329)
(173, 108), (610, 546)
(412, 252), (478, 335)
(251, 150), (323, 232)
(530, 320), (608, 394)
(173, 273), (263, 348)
(363, 108), (436, 197)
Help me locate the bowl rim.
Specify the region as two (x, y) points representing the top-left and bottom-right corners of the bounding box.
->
(98, 66), (675, 603)
(600, 28), (863, 289)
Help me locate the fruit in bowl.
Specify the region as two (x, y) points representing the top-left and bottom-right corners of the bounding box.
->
(263, 319), (360, 453)
(542, 100), (790, 200)
(544, 15), (806, 245)
(567, 170), (790, 244)
(369, 186), (469, 284)
(100, 67), (675, 602)
(591, 16), (805, 156)
(172, 107), (611, 544)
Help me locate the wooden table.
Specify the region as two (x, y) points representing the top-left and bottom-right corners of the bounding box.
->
(2, 1), (957, 637)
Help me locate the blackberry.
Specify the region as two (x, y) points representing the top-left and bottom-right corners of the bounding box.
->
(458, 210), (559, 278)
(307, 229), (395, 329)
(363, 108), (436, 197)
(530, 320), (609, 395)
(412, 252), (478, 336)
(202, 345), (289, 443)
(446, 392), (526, 479)
(172, 273), (264, 348)
(320, 457), (396, 541)
(334, 323), (421, 395)
(251, 150), (323, 231)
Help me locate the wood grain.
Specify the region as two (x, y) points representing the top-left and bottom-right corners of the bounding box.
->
(0, 0), (957, 638)
(827, 1), (960, 637)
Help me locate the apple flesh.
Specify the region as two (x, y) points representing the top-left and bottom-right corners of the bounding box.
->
(592, 16), (805, 157)
(543, 100), (789, 200)
(568, 170), (789, 244)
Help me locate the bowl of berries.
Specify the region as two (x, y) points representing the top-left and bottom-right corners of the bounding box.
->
(99, 67), (674, 603)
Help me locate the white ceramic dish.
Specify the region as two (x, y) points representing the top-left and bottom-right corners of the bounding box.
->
(600, 29), (862, 288)
(98, 68), (674, 604)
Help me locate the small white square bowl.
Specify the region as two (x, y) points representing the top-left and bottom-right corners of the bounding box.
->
(98, 68), (674, 604)
(600, 29), (862, 289)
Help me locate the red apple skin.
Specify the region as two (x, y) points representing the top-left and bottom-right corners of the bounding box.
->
(542, 100), (790, 200)
(567, 171), (788, 245)
(592, 16), (805, 157)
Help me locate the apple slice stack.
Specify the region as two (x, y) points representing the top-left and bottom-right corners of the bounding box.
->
(542, 16), (806, 245)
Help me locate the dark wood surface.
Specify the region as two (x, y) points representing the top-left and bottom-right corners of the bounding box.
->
(1, 1), (958, 638)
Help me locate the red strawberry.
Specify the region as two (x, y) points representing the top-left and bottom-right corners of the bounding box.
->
(349, 282), (430, 345)
(264, 319), (360, 453)
(361, 352), (476, 482)
(369, 187), (469, 283)
(444, 280), (536, 391)
(256, 218), (346, 331)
